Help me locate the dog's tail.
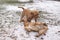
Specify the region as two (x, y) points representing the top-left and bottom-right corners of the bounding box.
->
(18, 6), (24, 9)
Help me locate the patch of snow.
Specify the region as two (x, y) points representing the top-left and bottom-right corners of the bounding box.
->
(6, 5), (23, 11)
(0, 1), (60, 40)
(18, 0), (30, 2)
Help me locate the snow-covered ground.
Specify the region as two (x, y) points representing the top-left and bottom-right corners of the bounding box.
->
(0, 1), (60, 40)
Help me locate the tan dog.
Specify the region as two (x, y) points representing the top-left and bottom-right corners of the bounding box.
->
(18, 7), (39, 22)
(22, 17), (48, 37)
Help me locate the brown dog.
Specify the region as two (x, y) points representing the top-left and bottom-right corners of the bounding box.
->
(18, 7), (39, 22)
(22, 17), (48, 37)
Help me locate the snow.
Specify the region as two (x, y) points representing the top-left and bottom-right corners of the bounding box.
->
(18, 0), (30, 2)
(6, 5), (23, 11)
(0, 1), (60, 40)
